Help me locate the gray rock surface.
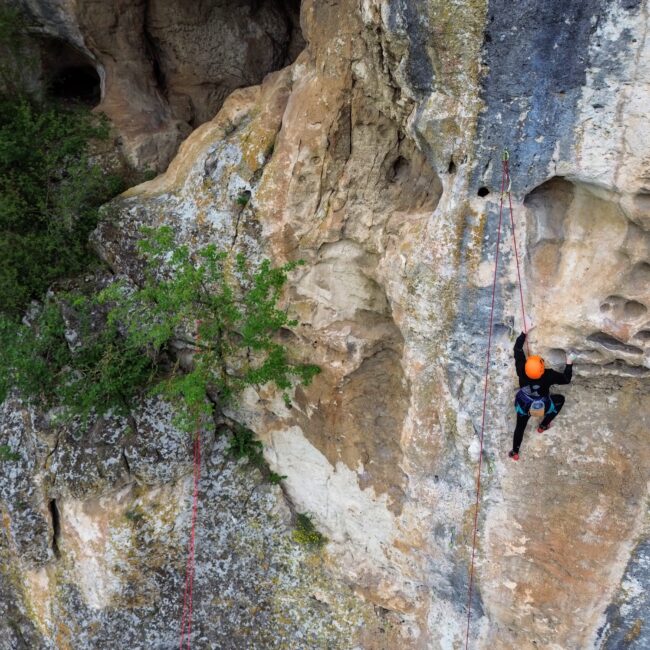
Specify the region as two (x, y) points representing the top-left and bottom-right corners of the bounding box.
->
(1, 0), (649, 648)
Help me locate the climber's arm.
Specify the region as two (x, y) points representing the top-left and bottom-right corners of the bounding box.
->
(514, 332), (527, 381)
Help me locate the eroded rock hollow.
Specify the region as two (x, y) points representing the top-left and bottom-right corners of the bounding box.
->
(1, 0), (649, 648)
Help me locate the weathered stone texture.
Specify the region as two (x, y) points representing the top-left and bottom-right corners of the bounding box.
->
(16, 0), (304, 171)
(1, 0), (649, 648)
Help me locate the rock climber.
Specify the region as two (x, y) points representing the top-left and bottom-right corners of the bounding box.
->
(508, 322), (574, 460)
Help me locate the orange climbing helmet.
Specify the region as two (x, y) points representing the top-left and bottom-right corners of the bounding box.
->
(525, 355), (545, 379)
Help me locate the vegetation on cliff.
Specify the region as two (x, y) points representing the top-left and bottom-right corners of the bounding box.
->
(0, 6), (127, 319)
(0, 227), (319, 429)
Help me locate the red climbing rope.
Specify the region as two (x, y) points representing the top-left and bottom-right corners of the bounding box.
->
(505, 159), (530, 356)
(179, 432), (201, 650)
(464, 150), (528, 649)
(179, 322), (204, 650)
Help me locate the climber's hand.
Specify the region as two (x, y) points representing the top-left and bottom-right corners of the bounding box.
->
(566, 351), (576, 364)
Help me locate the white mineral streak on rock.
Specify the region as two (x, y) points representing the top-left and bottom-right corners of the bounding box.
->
(63, 498), (121, 609)
(269, 425), (395, 549)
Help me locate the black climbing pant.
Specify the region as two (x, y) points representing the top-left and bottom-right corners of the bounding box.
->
(512, 394), (565, 453)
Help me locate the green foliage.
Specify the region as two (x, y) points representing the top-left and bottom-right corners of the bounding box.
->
(0, 294), (158, 422)
(0, 6), (124, 318)
(268, 471), (287, 485)
(227, 423), (264, 465)
(0, 227), (319, 434)
(99, 227), (320, 427)
(235, 191), (250, 206)
(292, 513), (327, 549)
(0, 445), (20, 462)
(0, 97), (122, 318)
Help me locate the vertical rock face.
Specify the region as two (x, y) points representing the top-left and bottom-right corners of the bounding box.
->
(16, 0), (305, 170)
(1, 1), (649, 648)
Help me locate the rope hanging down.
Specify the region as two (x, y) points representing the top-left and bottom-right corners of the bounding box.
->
(179, 321), (204, 650)
(179, 432), (201, 650)
(464, 151), (528, 649)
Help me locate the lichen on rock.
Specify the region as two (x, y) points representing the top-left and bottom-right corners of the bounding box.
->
(1, 0), (650, 648)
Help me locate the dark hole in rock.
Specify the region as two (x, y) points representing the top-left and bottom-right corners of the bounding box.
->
(388, 156), (410, 183)
(50, 65), (101, 104)
(448, 159), (456, 174)
(587, 332), (643, 355)
(633, 330), (650, 343)
(623, 300), (647, 319)
(477, 187), (490, 197)
(48, 499), (61, 558)
(39, 37), (101, 106)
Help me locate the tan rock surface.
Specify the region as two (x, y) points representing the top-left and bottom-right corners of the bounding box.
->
(2, 0), (650, 648)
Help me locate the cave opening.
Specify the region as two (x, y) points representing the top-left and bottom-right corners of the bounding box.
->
(39, 37), (101, 106)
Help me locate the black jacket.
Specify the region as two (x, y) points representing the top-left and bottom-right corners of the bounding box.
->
(514, 332), (572, 397)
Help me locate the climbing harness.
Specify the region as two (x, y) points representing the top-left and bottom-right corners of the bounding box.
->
(179, 321), (203, 650)
(464, 150), (528, 649)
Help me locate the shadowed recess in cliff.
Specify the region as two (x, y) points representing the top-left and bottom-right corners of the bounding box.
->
(473, 0), (641, 194)
(39, 36), (100, 105)
(524, 176), (650, 370)
(141, 0), (305, 126)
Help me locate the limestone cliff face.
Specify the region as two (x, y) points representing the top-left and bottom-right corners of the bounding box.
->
(1, 1), (649, 649)
(16, 0), (303, 170)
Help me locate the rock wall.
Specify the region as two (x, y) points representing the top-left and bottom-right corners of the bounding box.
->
(16, 0), (304, 170)
(1, 0), (649, 648)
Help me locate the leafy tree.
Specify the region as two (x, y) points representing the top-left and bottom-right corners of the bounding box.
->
(0, 228), (319, 430)
(0, 6), (125, 319)
(99, 226), (320, 428)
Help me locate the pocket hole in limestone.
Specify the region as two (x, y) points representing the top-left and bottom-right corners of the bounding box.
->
(633, 330), (650, 343)
(388, 156), (410, 183)
(587, 332), (644, 355)
(623, 300), (647, 319)
(477, 187), (490, 198)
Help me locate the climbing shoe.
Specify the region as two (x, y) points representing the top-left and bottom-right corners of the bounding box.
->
(508, 450), (519, 461)
(537, 422), (552, 434)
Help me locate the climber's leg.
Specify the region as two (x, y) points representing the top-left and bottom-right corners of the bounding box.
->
(512, 413), (530, 454)
(539, 394), (565, 429)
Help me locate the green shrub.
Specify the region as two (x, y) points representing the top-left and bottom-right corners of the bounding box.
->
(227, 423), (264, 465)
(0, 6), (124, 319)
(235, 191), (250, 206)
(268, 471), (287, 485)
(292, 513), (326, 549)
(0, 445), (20, 462)
(0, 228), (319, 431)
(0, 293), (158, 422)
